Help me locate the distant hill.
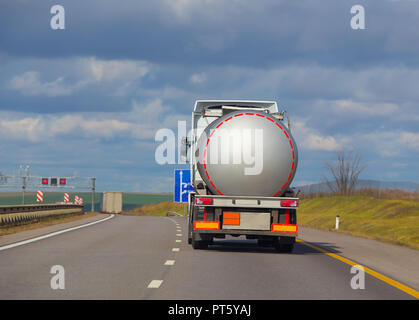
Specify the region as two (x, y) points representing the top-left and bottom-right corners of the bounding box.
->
(295, 179), (419, 194)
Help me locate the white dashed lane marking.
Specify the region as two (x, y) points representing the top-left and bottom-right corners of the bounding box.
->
(172, 248), (180, 252)
(176, 234), (182, 236)
(176, 239), (181, 242)
(147, 280), (163, 288)
(164, 260), (175, 265)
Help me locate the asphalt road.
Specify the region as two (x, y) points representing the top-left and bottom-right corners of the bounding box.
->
(0, 215), (415, 299)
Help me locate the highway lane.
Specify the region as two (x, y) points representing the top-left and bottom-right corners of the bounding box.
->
(0, 215), (415, 299)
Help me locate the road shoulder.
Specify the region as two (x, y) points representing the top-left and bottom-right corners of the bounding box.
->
(0, 213), (109, 247)
(298, 227), (419, 291)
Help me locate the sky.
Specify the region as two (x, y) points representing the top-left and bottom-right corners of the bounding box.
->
(0, 0), (419, 192)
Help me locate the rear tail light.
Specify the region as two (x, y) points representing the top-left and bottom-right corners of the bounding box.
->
(272, 224), (298, 233)
(280, 200), (298, 207)
(194, 221), (220, 230)
(195, 197), (213, 205)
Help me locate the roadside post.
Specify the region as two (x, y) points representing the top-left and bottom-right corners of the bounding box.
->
(335, 215), (340, 230)
(91, 177), (96, 213)
(22, 176), (26, 205)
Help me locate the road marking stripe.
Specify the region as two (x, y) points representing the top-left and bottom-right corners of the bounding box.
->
(176, 234), (182, 236)
(165, 260), (175, 265)
(0, 214), (115, 252)
(176, 240), (181, 242)
(297, 239), (419, 299)
(172, 248), (180, 252)
(147, 280), (163, 288)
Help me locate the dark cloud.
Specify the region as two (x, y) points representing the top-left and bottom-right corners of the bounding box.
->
(1, 0), (419, 68)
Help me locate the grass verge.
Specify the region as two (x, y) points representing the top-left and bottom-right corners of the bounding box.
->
(124, 201), (185, 217)
(298, 195), (419, 250)
(0, 211), (99, 236)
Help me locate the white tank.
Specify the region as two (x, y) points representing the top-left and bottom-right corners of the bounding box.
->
(196, 110), (298, 197)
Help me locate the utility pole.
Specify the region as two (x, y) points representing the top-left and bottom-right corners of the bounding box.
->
(91, 177), (96, 212)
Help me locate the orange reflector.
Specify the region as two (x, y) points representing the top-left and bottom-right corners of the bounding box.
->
(272, 224), (298, 233)
(223, 212), (240, 218)
(194, 221), (220, 230)
(223, 212), (240, 225)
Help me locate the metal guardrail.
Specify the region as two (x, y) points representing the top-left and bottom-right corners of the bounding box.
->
(0, 203), (84, 215)
(0, 204), (85, 227)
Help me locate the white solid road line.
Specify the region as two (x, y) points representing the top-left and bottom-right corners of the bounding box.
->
(147, 280), (163, 288)
(164, 260), (175, 265)
(172, 248), (180, 252)
(0, 214), (115, 252)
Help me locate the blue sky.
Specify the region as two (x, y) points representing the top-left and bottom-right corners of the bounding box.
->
(0, 0), (419, 192)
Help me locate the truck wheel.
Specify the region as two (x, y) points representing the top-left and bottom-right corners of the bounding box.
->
(274, 243), (294, 253)
(192, 238), (208, 250)
(188, 237), (192, 244)
(258, 239), (273, 247)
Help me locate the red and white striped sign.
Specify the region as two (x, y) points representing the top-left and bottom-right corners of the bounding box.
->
(75, 196), (80, 205)
(79, 198), (83, 205)
(64, 193), (69, 202)
(36, 190), (44, 202)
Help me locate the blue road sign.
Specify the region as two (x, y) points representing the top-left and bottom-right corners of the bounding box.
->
(174, 169), (194, 203)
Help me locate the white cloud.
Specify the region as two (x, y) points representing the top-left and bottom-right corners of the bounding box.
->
(8, 57), (151, 97)
(399, 132), (419, 150)
(292, 120), (343, 152)
(86, 57), (149, 82)
(326, 99), (399, 116)
(0, 99), (183, 142)
(0, 117), (45, 142)
(342, 130), (419, 157)
(190, 73), (206, 84)
(8, 71), (81, 97)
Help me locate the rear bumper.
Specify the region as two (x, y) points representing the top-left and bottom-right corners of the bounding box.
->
(193, 228), (297, 238)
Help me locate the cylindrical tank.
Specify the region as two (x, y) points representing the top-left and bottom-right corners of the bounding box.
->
(196, 110), (298, 197)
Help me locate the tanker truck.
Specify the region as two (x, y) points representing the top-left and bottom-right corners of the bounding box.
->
(183, 100), (299, 252)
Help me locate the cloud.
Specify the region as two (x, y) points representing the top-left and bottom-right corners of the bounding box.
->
(327, 100), (399, 116)
(0, 99), (184, 142)
(399, 132), (419, 150)
(2, 0), (419, 68)
(292, 120), (343, 152)
(190, 73), (206, 84)
(85, 57), (150, 82)
(6, 57), (151, 98)
(8, 71), (81, 97)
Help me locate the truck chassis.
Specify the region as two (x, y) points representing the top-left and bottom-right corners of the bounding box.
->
(187, 193), (298, 253)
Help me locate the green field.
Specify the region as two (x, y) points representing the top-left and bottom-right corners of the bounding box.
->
(0, 192), (174, 212)
(298, 195), (419, 250)
(124, 201), (185, 217)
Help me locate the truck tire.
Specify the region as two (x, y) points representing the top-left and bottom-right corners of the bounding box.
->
(274, 243), (294, 253)
(258, 239), (273, 247)
(192, 238), (208, 250)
